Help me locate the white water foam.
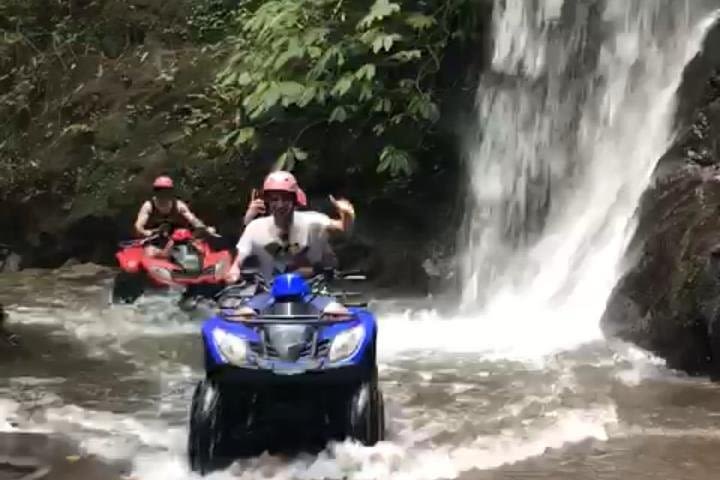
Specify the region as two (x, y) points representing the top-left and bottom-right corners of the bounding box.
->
(605, 340), (693, 387)
(0, 399), (20, 433)
(123, 404), (616, 480)
(40, 405), (187, 461)
(0, 356), (619, 480)
(5, 296), (198, 357)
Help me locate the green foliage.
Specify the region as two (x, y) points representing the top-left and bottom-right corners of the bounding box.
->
(378, 145), (414, 176)
(0, 0), (212, 197)
(275, 146), (309, 171)
(0, 0), (89, 189)
(215, 0), (477, 177)
(187, 0), (237, 43)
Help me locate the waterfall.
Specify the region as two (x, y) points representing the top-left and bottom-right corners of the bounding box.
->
(459, 0), (718, 336)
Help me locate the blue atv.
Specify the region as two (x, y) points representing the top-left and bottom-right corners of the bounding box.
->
(187, 269), (386, 475)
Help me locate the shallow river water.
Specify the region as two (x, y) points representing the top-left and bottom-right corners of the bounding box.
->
(1, 265), (719, 480)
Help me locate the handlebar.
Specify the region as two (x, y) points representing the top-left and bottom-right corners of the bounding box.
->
(213, 269), (268, 300)
(118, 225), (221, 248)
(194, 225), (222, 239)
(118, 234), (159, 248)
(216, 268), (367, 301)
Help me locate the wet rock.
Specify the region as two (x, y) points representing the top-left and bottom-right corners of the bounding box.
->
(54, 262), (112, 280)
(422, 243), (459, 296)
(332, 233), (432, 295)
(0, 432), (125, 480)
(657, 19), (720, 178)
(0, 305), (19, 348)
(94, 113), (131, 151)
(602, 166), (720, 376)
(0, 247), (21, 274)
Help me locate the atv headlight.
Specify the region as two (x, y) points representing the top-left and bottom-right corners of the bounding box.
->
(328, 324), (365, 363)
(212, 328), (248, 366)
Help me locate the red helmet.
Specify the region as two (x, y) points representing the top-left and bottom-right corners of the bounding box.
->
(171, 228), (192, 242)
(153, 176), (174, 189)
(262, 171), (307, 207)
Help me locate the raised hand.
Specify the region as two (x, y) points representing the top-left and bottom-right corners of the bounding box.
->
(329, 195), (355, 218)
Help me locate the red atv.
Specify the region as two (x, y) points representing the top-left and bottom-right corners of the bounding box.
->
(111, 225), (232, 304)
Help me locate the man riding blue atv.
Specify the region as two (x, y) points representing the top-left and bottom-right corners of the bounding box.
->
(188, 171), (383, 474)
(187, 267), (385, 474)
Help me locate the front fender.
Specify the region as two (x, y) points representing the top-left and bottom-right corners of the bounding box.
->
(116, 247), (144, 274)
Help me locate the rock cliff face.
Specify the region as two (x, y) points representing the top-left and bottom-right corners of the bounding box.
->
(602, 166), (720, 375)
(602, 21), (720, 377)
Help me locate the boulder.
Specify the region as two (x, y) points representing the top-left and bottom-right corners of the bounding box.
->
(602, 165), (720, 376)
(0, 304), (19, 348)
(0, 247), (21, 274)
(0, 432), (124, 480)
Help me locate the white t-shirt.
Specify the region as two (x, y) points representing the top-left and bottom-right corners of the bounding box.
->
(236, 211), (337, 280)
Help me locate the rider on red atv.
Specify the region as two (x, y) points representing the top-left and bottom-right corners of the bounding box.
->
(133, 176), (216, 257)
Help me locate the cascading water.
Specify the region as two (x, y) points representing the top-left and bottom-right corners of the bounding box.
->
(459, 0), (719, 349)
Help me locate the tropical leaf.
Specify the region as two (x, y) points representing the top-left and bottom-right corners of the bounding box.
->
(331, 76), (354, 97)
(389, 49), (422, 62)
(235, 127), (256, 146)
(405, 13), (436, 31)
(377, 145), (414, 176)
(329, 106), (348, 122)
(355, 64), (376, 81)
(358, 0), (401, 30)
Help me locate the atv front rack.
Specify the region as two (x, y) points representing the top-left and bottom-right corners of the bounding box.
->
(233, 314), (351, 325)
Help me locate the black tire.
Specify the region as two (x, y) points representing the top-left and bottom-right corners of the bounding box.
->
(111, 272), (144, 304)
(178, 293), (200, 312)
(179, 285), (223, 315)
(346, 374), (385, 445)
(188, 379), (230, 475)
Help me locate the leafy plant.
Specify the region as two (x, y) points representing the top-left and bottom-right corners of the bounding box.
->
(187, 0), (237, 43)
(215, 0), (477, 177)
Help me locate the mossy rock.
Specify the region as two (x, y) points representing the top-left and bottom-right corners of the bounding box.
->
(94, 113), (131, 151)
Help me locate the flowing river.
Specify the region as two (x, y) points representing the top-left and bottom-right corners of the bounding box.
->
(3, 1), (720, 479)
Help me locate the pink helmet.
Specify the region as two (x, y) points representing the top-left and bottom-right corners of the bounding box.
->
(153, 175), (174, 189)
(262, 171), (307, 207)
